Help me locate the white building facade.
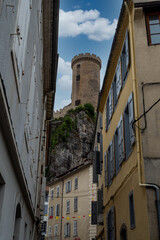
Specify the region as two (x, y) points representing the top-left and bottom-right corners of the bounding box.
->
(0, 0), (59, 239)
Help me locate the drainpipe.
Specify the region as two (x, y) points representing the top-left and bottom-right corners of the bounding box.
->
(124, 1), (160, 239)
(60, 179), (64, 240)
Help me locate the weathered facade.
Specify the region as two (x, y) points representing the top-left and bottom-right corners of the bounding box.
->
(0, 0), (59, 239)
(45, 160), (97, 240)
(93, 0), (160, 239)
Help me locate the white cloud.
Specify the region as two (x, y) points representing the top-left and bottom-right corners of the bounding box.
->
(59, 9), (117, 41)
(57, 57), (72, 90)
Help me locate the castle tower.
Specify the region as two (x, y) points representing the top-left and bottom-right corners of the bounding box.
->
(71, 53), (101, 110)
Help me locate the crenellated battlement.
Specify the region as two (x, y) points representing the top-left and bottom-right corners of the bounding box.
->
(54, 103), (73, 119)
(71, 53), (101, 69)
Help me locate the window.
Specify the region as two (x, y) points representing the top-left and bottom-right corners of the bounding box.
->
(97, 132), (100, 143)
(107, 139), (114, 186)
(73, 220), (77, 236)
(55, 204), (60, 216)
(129, 191), (135, 229)
(66, 200), (70, 214)
(64, 223), (70, 237)
(100, 132), (103, 173)
(91, 201), (97, 225)
(74, 178), (78, 189)
(44, 205), (48, 215)
(106, 87), (113, 129)
(54, 224), (58, 237)
(74, 197), (78, 212)
(0, 173), (5, 221)
(49, 206), (53, 217)
(146, 12), (160, 45)
(45, 192), (49, 202)
(77, 64), (80, 69)
(95, 150), (100, 175)
(113, 58), (122, 109)
(51, 188), (54, 200)
(41, 221), (47, 234)
(121, 31), (130, 84)
(48, 226), (52, 236)
(75, 100), (81, 106)
(104, 152), (107, 187)
(76, 75), (80, 81)
(117, 116), (124, 165)
(66, 180), (72, 193)
(107, 206), (115, 240)
(57, 186), (60, 198)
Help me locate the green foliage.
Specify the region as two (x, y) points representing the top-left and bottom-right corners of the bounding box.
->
(84, 103), (95, 118)
(51, 116), (74, 150)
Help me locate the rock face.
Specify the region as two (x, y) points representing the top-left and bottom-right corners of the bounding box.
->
(47, 110), (95, 182)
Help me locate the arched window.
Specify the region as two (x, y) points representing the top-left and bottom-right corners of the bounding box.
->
(120, 223), (127, 240)
(13, 203), (22, 240)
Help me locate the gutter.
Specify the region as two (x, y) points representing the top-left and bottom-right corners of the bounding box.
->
(124, 2), (160, 238)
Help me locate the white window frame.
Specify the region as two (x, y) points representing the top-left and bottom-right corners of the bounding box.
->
(57, 185), (60, 198)
(66, 180), (72, 193)
(54, 224), (58, 237)
(74, 197), (78, 212)
(55, 204), (60, 217)
(51, 188), (54, 200)
(66, 200), (70, 214)
(73, 220), (77, 236)
(74, 177), (78, 189)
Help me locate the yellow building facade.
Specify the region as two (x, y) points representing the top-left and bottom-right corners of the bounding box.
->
(94, 0), (160, 239)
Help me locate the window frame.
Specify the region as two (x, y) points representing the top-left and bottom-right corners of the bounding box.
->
(74, 197), (78, 212)
(73, 220), (77, 236)
(66, 200), (70, 214)
(57, 185), (60, 198)
(74, 177), (78, 189)
(51, 188), (54, 200)
(129, 191), (136, 229)
(146, 12), (160, 46)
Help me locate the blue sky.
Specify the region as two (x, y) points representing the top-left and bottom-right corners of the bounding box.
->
(54, 0), (123, 111)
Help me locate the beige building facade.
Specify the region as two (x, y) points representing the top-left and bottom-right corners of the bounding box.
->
(45, 160), (97, 240)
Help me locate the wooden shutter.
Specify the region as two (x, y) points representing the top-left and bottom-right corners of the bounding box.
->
(116, 58), (121, 98)
(95, 151), (100, 174)
(118, 116), (124, 165)
(114, 131), (120, 174)
(128, 92), (135, 145)
(107, 146), (111, 186)
(104, 152), (107, 187)
(105, 103), (107, 131)
(111, 206), (115, 240)
(125, 31), (129, 72)
(110, 139), (114, 180)
(109, 87), (113, 122)
(100, 115), (103, 129)
(93, 157), (98, 184)
(107, 98), (110, 129)
(98, 189), (103, 215)
(100, 132), (103, 173)
(91, 201), (97, 225)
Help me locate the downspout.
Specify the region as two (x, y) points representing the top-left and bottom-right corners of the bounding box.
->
(124, 1), (160, 239)
(60, 179), (64, 240)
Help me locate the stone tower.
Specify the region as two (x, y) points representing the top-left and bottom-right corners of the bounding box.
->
(71, 53), (101, 110)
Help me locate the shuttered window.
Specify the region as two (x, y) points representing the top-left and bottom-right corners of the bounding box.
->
(107, 139), (114, 186)
(118, 116), (124, 165)
(124, 93), (135, 159)
(121, 31), (130, 84)
(107, 206), (115, 240)
(74, 197), (78, 212)
(91, 201), (97, 225)
(104, 152), (107, 187)
(97, 188), (103, 215)
(64, 223), (70, 237)
(55, 204), (60, 216)
(114, 129), (120, 175)
(73, 221), (77, 236)
(97, 132), (100, 143)
(95, 151), (100, 174)
(129, 191), (136, 229)
(54, 224), (58, 237)
(100, 132), (103, 173)
(93, 155), (98, 184)
(66, 200), (70, 214)
(116, 58), (122, 98)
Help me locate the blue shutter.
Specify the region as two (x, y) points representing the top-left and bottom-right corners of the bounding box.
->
(114, 130), (120, 174)
(110, 139), (114, 180)
(100, 132), (103, 173)
(116, 58), (121, 98)
(104, 151), (107, 187)
(111, 206), (115, 240)
(107, 146), (111, 186)
(125, 31), (129, 71)
(128, 92), (135, 146)
(118, 116), (124, 165)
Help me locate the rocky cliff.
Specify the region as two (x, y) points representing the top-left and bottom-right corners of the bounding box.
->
(46, 105), (96, 183)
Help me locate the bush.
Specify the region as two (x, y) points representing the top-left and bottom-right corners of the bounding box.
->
(84, 103), (95, 118)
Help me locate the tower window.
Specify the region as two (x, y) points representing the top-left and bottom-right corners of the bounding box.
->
(75, 100), (81, 106)
(77, 64), (80, 69)
(76, 75), (80, 81)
